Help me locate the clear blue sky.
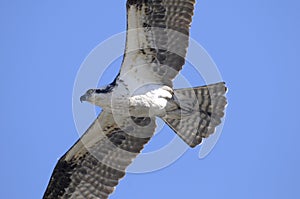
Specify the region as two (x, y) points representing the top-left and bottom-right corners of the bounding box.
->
(1, 0), (300, 198)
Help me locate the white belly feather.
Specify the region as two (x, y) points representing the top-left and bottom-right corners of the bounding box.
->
(109, 83), (173, 117)
(129, 85), (172, 117)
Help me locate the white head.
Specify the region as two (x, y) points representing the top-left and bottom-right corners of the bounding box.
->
(80, 87), (112, 107)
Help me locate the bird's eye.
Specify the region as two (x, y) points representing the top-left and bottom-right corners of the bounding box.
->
(87, 89), (94, 94)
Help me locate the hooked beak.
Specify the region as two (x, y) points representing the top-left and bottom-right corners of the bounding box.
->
(80, 94), (88, 103)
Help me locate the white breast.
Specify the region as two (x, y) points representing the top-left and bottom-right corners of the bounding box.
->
(128, 85), (173, 117)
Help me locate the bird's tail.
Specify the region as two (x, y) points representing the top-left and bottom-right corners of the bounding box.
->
(162, 82), (227, 147)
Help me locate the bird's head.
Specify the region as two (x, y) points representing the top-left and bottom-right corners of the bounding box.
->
(80, 88), (109, 106)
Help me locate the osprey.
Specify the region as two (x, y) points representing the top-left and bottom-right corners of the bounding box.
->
(43, 0), (227, 198)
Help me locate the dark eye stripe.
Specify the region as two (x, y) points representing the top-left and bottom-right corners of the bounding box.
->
(95, 89), (104, 94)
(94, 73), (119, 94)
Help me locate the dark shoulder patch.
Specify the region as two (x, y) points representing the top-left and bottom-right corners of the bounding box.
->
(106, 126), (151, 153)
(131, 116), (151, 126)
(107, 130), (127, 147)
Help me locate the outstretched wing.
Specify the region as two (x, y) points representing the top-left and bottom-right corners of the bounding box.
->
(43, 111), (156, 199)
(120, 0), (195, 87)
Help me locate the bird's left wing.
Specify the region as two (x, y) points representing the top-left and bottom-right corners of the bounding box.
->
(43, 111), (156, 199)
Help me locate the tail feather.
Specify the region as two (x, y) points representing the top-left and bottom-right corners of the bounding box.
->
(162, 82), (227, 147)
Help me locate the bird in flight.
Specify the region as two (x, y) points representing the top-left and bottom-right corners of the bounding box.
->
(43, 0), (227, 198)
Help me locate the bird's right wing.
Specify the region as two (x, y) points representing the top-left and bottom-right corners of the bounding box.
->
(120, 0), (196, 87)
(43, 111), (156, 199)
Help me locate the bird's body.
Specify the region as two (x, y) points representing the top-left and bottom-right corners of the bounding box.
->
(43, 0), (227, 198)
(82, 79), (173, 118)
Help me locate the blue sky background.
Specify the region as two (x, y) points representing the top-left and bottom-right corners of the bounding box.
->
(1, 0), (300, 198)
